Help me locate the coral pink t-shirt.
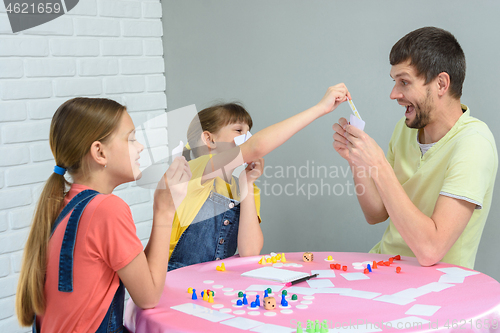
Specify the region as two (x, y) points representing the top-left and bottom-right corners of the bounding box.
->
(38, 184), (143, 333)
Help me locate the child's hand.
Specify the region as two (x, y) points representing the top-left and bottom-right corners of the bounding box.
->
(317, 83), (351, 115)
(154, 156), (192, 213)
(239, 158), (264, 185)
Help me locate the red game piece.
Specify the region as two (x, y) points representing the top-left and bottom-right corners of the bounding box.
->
(335, 264), (341, 270)
(396, 267), (401, 273)
(364, 268), (369, 274)
(389, 258), (394, 264)
(372, 261), (377, 269)
(395, 255), (401, 260)
(377, 261), (384, 266)
(330, 264), (335, 269)
(342, 265), (347, 271)
(384, 261), (390, 266)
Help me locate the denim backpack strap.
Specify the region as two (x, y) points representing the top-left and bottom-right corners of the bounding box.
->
(56, 190), (99, 292)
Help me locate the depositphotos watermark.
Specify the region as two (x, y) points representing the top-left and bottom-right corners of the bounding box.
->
(255, 160), (378, 200)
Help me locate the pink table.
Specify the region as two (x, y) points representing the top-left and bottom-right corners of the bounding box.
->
(124, 252), (500, 332)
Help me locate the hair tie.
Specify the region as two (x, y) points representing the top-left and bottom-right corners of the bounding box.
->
(54, 165), (66, 176)
(185, 142), (191, 150)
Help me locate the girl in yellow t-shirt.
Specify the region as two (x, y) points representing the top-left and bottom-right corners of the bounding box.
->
(168, 83), (352, 271)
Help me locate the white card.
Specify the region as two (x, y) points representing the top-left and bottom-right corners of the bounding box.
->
(171, 140), (184, 159)
(437, 267), (480, 277)
(170, 302), (208, 315)
(391, 288), (432, 299)
(191, 308), (234, 322)
(417, 282), (455, 292)
(341, 272), (370, 281)
(315, 287), (352, 294)
(438, 274), (465, 283)
(307, 279), (334, 289)
(221, 317), (264, 330)
(340, 289), (381, 299)
(246, 284), (283, 292)
(311, 270), (336, 278)
(373, 295), (416, 305)
(234, 131), (252, 146)
(386, 316), (430, 327)
(284, 286), (316, 295)
(405, 304), (441, 317)
(350, 114), (366, 131)
(250, 323), (295, 333)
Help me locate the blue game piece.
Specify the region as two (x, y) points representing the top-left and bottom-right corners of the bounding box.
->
(281, 295), (288, 306)
(255, 295), (260, 307)
(250, 301), (256, 308)
(192, 289), (197, 300)
(242, 294), (248, 305)
(264, 290), (269, 298)
(201, 291), (204, 297)
(236, 299), (243, 306)
(367, 264), (372, 272)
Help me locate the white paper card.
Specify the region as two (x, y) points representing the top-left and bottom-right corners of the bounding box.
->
(417, 282), (455, 292)
(221, 317), (264, 330)
(246, 284), (283, 292)
(250, 323), (295, 333)
(438, 274), (465, 283)
(171, 140), (184, 159)
(405, 304), (441, 317)
(373, 295), (416, 305)
(284, 286), (317, 295)
(191, 308), (234, 322)
(391, 288), (432, 299)
(340, 289), (381, 299)
(307, 279), (334, 289)
(311, 270), (336, 278)
(341, 273), (370, 281)
(315, 288), (352, 294)
(241, 267), (309, 283)
(170, 303), (208, 315)
(437, 267), (480, 277)
(350, 114), (366, 131)
(234, 131), (253, 146)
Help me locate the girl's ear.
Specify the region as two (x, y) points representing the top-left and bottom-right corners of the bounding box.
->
(201, 131), (217, 149)
(89, 141), (107, 167)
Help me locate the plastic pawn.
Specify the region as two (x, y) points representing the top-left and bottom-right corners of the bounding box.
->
(255, 295), (260, 307)
(192, 289), (197, 300)
(296, 322), (303, 333)
(242, 294), (248, 305)
(208, 293), (214, 303)
(221, 263), (225, 271)
(281, 253), (287, 263)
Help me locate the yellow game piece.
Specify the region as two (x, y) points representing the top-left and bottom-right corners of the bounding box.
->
(208, 293), (214, 303)
(258, 257), (264, 264)
(271, 256), (277, 263)
(216, 266), (222, 271)
(266, 258), (272, 263)
(221, 263), (226, 271)
(203, 290), (208, 301)
(281, 253), (287, 263)
(327, 255), (333, 261)
(188, 287), (193, 294)
(276, 253), (282, 260)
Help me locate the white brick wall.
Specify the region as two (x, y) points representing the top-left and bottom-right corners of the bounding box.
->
(0, 1), (165, 331)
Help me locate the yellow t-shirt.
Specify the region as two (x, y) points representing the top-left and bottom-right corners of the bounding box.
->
(370, 106), (498, 268)
(169, 154), (261, 259)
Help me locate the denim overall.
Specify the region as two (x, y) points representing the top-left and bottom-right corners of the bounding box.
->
(168, 180), (241, 271)
(33, 190), (128, 333)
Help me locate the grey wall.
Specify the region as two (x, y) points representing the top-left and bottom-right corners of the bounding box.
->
(162, 0), (500, 281)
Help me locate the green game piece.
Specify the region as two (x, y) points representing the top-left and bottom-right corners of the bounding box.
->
(238, 291), (244, 297)
(291, 294), (298, 300)
(296, 322), (303, 333)
(282, 290), (287, 296)
(306, 320), (314, 333)
(211, 291), (215, 296)
(320, 320), (328, 333)
(266, 287), (272, 293)
(315, 320), (320, 332)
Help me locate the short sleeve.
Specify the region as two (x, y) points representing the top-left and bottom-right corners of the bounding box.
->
(440, 133), (497, 208)
(86, 195), (144, 271)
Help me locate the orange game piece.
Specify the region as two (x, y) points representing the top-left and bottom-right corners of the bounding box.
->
(330, 264), (335, 269)
(372, 261), (377, 269)
(364, 268), (369, 274)
(396, 267), (401, 273)
(395, 255), (401, 260)
(384, 261), (391, 266)
(377, 261), (384, 266)
(389, 258), (394, 264)
(342, 265), (347, 271)
(335, 264), (341, 270)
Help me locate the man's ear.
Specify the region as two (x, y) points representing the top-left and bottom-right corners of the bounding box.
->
(89, 141), (107, 167)
(436, 72), (451, 97)
(201, 131), (217, 149)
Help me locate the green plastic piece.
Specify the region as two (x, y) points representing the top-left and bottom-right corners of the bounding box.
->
(296, 322), (303, 333)
(266, 287), (272, 293)
(282, 290), (288, 296)
(291, 294), (298, 300)
(238, 291), (244, 297)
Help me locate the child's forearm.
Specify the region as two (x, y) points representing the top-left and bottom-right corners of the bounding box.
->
(241, 105), (324, 162)
(237, 187), (263, 256)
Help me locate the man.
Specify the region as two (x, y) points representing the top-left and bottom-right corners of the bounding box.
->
(333, 27), (498, 269)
